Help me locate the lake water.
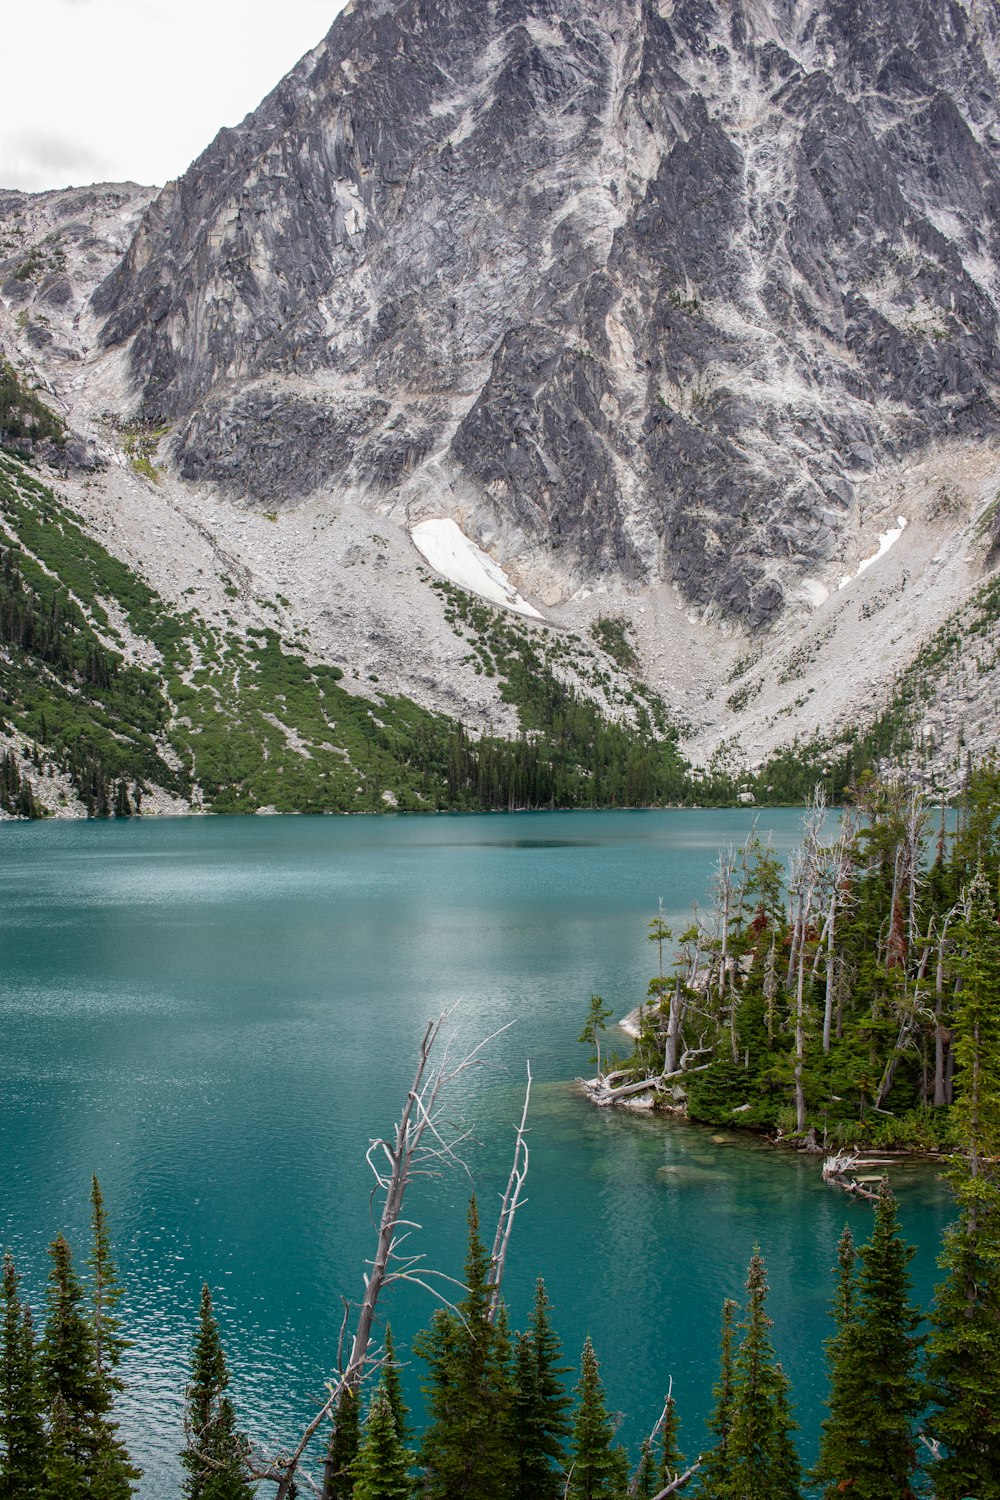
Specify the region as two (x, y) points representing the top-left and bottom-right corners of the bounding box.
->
(0, 809), (953, 1496)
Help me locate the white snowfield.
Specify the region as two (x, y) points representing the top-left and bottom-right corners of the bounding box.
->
(411, 518), (543, 619)
(839, 516), (908, 590)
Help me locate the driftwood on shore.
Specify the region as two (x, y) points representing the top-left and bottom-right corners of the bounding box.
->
(578, 1052), (712, 1108)
(822, 1150), (904, 1199)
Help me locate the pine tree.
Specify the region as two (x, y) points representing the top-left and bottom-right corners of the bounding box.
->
(181, 1285), (254, 1500)
(813, 1182), (921, 1499)
(416, 1197), (516, 1500)
(0, 1253), (45, 1499)
(512, 1279), (571, 1500)
(716, 1250), (801, 1500)
(566, 1337), (627, 1500)
(925, 869), (1000, 1498)
(351, 1383), (411, 1500)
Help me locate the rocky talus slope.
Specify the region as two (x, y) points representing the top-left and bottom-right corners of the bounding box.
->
(2, 0), (1000, 813)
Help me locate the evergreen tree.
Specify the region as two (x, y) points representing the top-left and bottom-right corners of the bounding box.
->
(926, 1206), (1000, 1499)
(326, 1387), (360, 1500)
(714, 1251), (801, 1500)
(0, 1253), (45, 1499)
(87, 1179), (140, 1500)
(181, 1285), (254, 1500)
(89, 1176), (128, 1396)
(512, 1279), (572, 1500)
(380, 1324), (409, 1449)
(925, 869), (1000, 1498)
(416, 1197), (515, 1500)
(566, 1337), (627, 1500)
(351, 1383), (411, 1500)
(697, 1299), (737, 1499)
(39, 1230), (99, 1500)
(813, 1183), (921, 1499)
(811, 1225), (857, 1493)
(657, 1393), (684, 1495)
(633, 1438), (656, 1500)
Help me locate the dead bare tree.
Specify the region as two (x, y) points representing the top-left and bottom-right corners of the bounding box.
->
(488, 1062), (532, 1323)
(246, 1008), (515, 1500)
(648, 1460), (703, 1497)
(788, 791), (827, 1135)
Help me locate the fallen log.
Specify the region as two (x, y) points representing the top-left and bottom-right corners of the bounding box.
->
(579, 1062), (712, 1108)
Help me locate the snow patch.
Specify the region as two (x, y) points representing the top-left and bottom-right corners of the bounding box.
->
(412, 519), (543, 619)
(839, 516), (908, 590)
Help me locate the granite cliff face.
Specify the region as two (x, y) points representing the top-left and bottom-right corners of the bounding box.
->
(3, 0), (1000, 810)
(91, 0), (1000, 628)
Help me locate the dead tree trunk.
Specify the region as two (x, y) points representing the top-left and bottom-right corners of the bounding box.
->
(257, 1010), (514, 1500)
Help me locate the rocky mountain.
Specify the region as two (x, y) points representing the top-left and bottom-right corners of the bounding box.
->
(2, 0), (1000, 813)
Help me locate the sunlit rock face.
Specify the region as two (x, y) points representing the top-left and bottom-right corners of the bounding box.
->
(94, 0), (1000, 629)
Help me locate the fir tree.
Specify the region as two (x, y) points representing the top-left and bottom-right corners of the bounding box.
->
(89, 1176), (128, 1396)
(0, 1253), (45, 1499)
(181, 1285), (254, 1500)
(86, 1178), (141, 1500)
(326, 1387), (360, 1500)
(40, 1231), (131, 1498)
(715, 1250), (801, 1500)
(633, 1438), (656, 1500)
(657, 1393), (684, 1495)
(925, 869), (1000, 1498)
(813, 1182), (921, 1500)
(697, 1299), (737, 1499)
(380, 1324), (409, 1449)
(416, 1197), (515, 1500)
(811, 1225), (856, 1493)
(512, 1279), (572, 1500)
(566, 1337), (627, 1500)
(351, 1383), (411, 1500)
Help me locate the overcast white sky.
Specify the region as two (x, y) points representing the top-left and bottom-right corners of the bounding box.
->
(2, 0), (349, 193)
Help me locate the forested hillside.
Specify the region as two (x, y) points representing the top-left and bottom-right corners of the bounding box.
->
(0, 449), (702, 817)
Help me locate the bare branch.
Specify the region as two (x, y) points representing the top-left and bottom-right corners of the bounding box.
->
(649, 1460), (702, 1499)
(629, 1384), (674, 1498)
(489, 1062), (532, 1321)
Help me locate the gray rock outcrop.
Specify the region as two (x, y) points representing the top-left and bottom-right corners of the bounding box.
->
(93, 0), (1000, 628)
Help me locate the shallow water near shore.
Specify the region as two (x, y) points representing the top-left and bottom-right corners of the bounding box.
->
(0, 809), (953, 1495)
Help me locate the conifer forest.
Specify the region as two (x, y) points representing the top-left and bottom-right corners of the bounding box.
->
(2, 765), (1000, 1499)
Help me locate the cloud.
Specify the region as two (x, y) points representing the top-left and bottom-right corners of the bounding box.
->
(0, 129), (109, 191)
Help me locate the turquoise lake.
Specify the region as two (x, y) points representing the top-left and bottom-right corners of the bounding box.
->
(0, 809), (954, 1496)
